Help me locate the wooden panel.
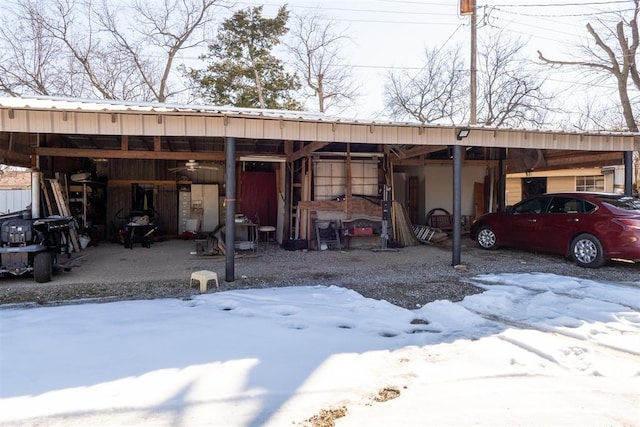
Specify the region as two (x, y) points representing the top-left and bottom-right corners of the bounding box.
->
(407, 176), (419, 224)
(106, 182), (178, 239)
(474, 181), (485, 218)
(155, 184), (178, 236)
(547, 176), (576, 193)
(298, 199), (382, 216)
(109, 159), (158, 180)
(505, 177), (521, 206)
(106, 185), (131, 241)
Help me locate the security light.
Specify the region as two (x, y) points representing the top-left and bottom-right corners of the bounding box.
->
(456, 128), (470, 140)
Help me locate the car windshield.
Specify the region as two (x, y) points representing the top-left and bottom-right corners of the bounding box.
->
(597, 195), (640, 211)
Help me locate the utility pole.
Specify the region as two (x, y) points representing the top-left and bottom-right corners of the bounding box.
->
(460, 0), (477, 124)
(469, 2), (477, 125)
(452, 0), (478, 266)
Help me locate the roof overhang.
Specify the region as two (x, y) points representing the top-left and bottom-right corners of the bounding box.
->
(1, 96), (637, 153)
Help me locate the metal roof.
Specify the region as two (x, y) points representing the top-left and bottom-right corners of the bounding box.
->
(0, 95), (638, 152)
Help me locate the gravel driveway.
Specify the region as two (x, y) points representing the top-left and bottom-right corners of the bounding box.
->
(0, 238), (638, 309)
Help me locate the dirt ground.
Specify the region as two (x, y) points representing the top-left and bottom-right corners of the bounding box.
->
(0, 236), (638, 308)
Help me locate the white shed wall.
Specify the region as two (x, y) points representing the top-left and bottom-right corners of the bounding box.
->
(0, 189), (31, 214)
(424, 165), (487, 219)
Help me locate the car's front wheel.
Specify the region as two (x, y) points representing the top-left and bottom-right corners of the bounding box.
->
(476, 226), (498, 250)
(570, 233), (605, 268)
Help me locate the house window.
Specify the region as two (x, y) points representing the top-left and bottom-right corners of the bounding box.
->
(576, 175), (604, 192)
(314, 159), (378, 201)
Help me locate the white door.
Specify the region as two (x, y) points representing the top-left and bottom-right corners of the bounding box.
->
(191, 184), (219, 232)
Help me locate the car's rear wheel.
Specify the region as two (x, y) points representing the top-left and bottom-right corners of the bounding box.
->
(570, 233), (605, 268)
(34, 252), (53, 283)
(476, 226), (498, 250)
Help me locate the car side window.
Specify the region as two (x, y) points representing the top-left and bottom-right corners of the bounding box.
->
(514, 197), (549, 214)
(583, 201), (597, 213)
(546, 197), (597, 214)
(547, 196), (578, 214)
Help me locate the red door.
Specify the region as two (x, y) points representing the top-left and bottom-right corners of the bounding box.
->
(241, 171), (277, 227)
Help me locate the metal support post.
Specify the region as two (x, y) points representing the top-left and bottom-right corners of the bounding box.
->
(225, 137), (236, 282)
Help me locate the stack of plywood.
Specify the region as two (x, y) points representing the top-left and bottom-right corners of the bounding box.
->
(44, 176), (80, 252)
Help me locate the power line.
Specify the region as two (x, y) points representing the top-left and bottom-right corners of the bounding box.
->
(332, 18), (460, 26)
(236, 1), (455, 17)
(495, 6), (636, 18)
(235, 0), (630, 29)
(492, 1), (629, 7)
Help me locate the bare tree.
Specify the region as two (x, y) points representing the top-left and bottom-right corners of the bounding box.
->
(538, 0), (639, 132)
(285, 10), (358, 114)
(0, 0), (228, 102)
(384, 45), (467, 124)
(384, 31), (551, 127)
(569, 95), (629, 132)
(0, 1), (67, 97)
(479, 30), (551, 127)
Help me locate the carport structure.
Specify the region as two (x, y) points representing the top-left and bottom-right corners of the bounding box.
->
(1, 96), (638, 280)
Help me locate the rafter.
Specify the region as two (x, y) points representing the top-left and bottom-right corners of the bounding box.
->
(289, 141), (330, 162)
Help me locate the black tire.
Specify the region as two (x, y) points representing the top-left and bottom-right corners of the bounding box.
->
(570, 233), (605, 268)
(476, 225), (498, 250)
(33, 252), (53, 283)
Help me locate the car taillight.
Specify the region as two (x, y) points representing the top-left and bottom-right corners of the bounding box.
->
(614, 218), (640, 230)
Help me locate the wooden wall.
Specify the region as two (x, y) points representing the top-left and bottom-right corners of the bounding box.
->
(106, 159), (181, 240)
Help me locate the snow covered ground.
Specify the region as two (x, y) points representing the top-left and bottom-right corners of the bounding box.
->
(1, 273), (638, 426)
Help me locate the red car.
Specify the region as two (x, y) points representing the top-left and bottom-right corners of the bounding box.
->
(470, 192), (640, 268)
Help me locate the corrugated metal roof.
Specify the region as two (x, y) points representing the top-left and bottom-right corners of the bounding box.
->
(0, 95), (331, 121)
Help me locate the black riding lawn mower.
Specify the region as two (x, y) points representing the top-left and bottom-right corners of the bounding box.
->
(0, 209), (75, 283)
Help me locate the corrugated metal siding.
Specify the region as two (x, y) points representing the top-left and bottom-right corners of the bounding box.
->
(1, 98), (637, 151)
(0, 189), (31, 214)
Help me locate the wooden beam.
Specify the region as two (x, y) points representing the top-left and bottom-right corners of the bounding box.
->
(504, 152), (624, 174)
(289, 141), (330, 162)
(543, 151), (623, 168)
(394, 145), (447, 159)
(121, 135), (128, 151)
(35, 147), (226, 161)
(154, 135), (161, 151)
(0, 148), (31, 166)
(392, 159), (499, 167)
(297, 199), (383, 216)
(108, 179), (181, 187)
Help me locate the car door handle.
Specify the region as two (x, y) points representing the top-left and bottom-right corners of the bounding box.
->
(528, 219), (537, 223)
(568, 218), (579, 223)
